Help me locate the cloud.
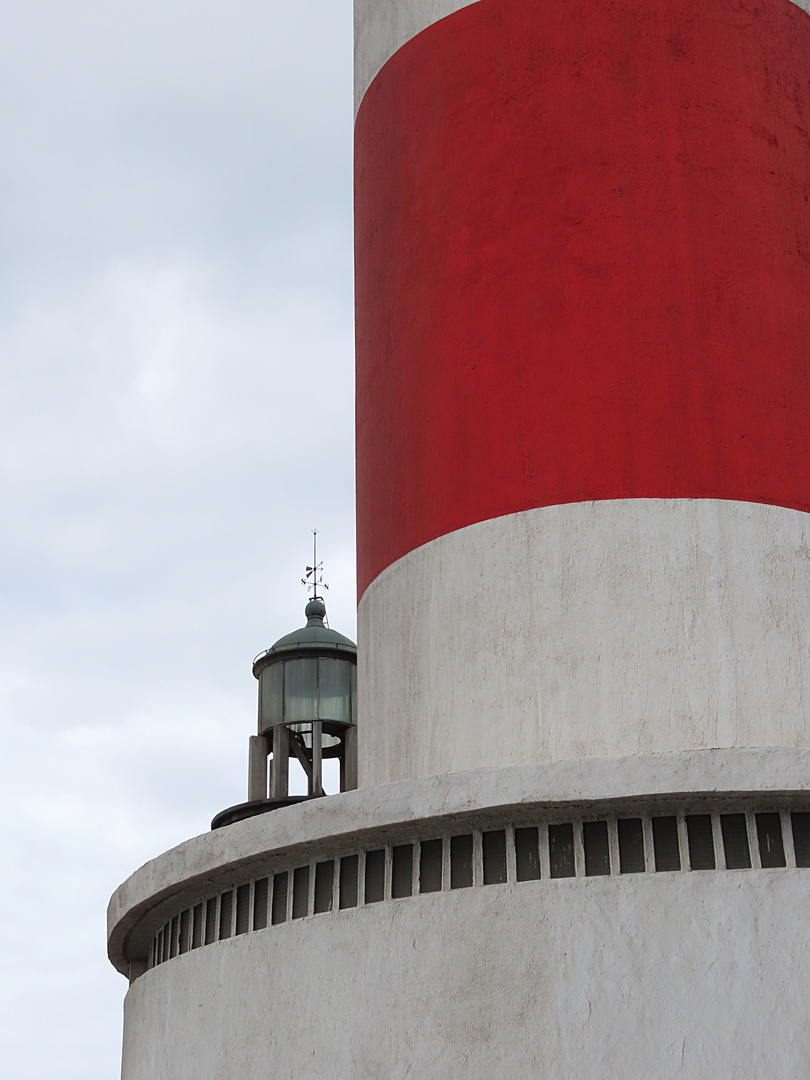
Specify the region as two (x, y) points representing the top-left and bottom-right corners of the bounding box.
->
(0, 3), (355, 1076)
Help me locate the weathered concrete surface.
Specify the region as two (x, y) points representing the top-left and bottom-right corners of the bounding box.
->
(121, 870), (809, 1079)
(359, 501), (810, 788)
(108, 748), (810, 975)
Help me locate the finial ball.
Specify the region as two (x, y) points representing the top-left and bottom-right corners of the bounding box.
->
(305, 598), (327, 620)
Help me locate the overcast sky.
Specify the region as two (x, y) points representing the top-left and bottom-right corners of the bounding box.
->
(0, 3), (355, 1076)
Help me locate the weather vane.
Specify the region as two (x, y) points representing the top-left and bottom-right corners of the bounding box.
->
(301, 529), (329, 600)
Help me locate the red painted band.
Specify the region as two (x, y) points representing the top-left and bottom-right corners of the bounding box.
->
(355, 0), (810, 600)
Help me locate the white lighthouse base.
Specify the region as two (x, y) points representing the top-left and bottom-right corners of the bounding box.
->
(109, 750), (810, 1079)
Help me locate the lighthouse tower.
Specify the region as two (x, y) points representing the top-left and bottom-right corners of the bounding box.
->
(109, 2), (810, 1077)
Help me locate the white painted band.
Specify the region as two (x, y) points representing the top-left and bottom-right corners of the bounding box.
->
(355, 0), (483, 114)
(357, 500), (810, 787)
(354, 0), (810, 116)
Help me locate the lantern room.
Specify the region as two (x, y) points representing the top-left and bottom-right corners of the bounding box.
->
(252, 596), (357, 799)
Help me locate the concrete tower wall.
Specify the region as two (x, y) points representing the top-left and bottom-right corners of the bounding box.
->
(121, 874), (810, 1079)
(109, 754), (810, 1080)
(360, 501), (810, 786)
(354, 0), (810, 788)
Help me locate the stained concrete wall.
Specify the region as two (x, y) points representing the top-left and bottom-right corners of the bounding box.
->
(358, 501), (810, 788)
(121, 869), (809, 1080)
(112, 753), (810, 1076)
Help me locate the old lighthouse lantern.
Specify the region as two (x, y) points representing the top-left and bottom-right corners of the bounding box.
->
(250, 594), (357, 802)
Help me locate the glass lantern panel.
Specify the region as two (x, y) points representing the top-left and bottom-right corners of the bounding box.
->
(284, 658), (319, 724)
(259, 663), (284, 730)
(318, 658), (351, 724)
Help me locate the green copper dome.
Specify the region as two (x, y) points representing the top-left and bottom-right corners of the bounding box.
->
(253, 599), (356, 674)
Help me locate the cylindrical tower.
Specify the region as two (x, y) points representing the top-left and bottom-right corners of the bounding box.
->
(355, 0), (810, 787)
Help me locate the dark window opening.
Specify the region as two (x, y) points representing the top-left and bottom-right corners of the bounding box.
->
(450, 834), (474, 889)
(364, 849), (385, 904)
(618, 818), (645, 874)
(583, 820), (610, 876)
(419, 839), (443, 894)
(548, 823), (575, 878)
(756, 813), (786, 868)
(792, 813), (810, 867)
(191, 904), (204, 950)
(339, 854), (359, 909)
(686, 815), (715, 871)
(483, 830), (507, 885)
(271, 872), (288, 925)
(721, 814), (751, 870)
(292, 866), (310, 919)
(204, 897), (217, 945)
(169, 915), (179, 958)
(235, 884), (250, 935)
(652, 816), (681, 871)
(179, 909), (191, 954)
(392, 845), (413, 899)
(253, 878), (269, 931)
(515, 827), (541, 881)
(314, 861), (335, 914)
(218, 892), (234, 939)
